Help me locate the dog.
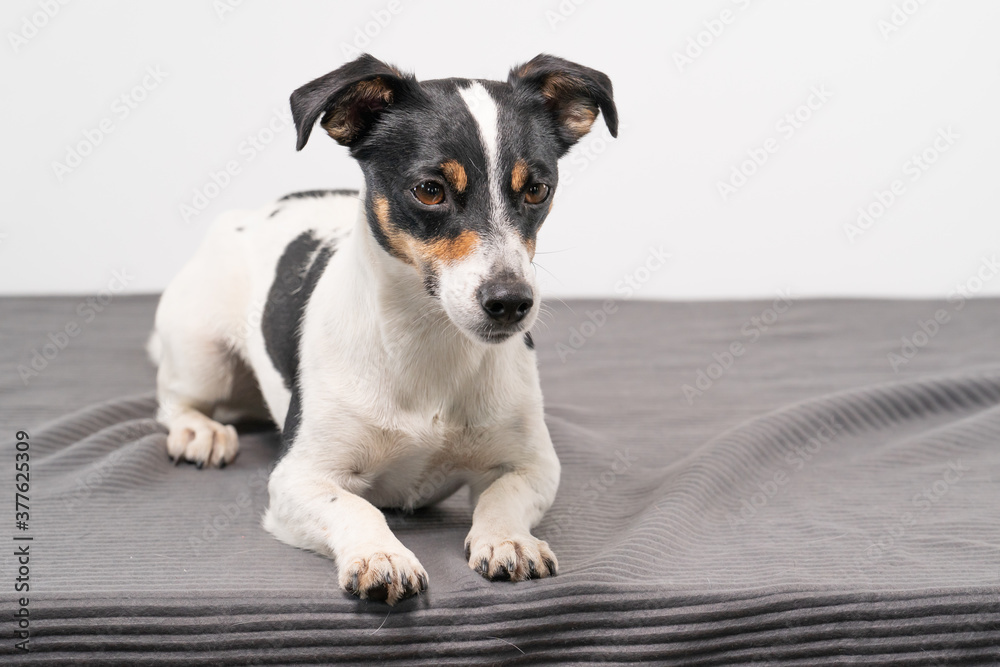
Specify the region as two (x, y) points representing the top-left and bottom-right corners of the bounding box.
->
(149, 53), (617, 604)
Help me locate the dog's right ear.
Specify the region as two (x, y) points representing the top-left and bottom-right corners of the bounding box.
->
(290, 54), (417, 151)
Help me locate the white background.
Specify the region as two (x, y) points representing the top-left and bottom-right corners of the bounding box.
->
(2, 0), (999, 300)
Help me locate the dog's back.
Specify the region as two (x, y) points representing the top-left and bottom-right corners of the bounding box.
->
(150, 190), (361, 430)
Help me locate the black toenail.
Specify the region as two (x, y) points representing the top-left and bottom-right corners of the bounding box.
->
(196, 461), (204, 469)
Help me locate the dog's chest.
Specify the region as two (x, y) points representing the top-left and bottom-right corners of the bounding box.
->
(342, 413), (506, 510)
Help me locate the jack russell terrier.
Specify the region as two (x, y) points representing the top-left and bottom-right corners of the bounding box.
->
(150, 53), (617, 604)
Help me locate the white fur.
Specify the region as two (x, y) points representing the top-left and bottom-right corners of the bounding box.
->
(459, 83), (502, 215)
(151, 190), (560, 604)
(443, 82), (540, 339)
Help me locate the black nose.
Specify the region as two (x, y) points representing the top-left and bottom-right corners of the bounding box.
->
(478, 281), (534, 325)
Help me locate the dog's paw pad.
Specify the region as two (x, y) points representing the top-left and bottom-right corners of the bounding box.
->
(166, 412), (238, 468)
(339, 550), (428, 605)
(465, 532), (557, 582)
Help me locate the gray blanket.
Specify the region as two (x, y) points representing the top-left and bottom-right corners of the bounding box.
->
(1, 295), (998, 665)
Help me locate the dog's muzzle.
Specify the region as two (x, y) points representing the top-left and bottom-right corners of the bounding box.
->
(476, 279), (534, 340)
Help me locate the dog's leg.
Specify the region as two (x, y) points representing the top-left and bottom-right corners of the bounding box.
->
(465, 417), (561, 582)
(153, 331), (240, 468)
(263, 456), (428, 605)
(150, 210), (253, 468)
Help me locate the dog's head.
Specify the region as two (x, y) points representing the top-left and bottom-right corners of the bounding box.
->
(291, 54), (617, 345)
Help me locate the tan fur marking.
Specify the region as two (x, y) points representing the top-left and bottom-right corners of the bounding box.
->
(523, 237), (536, 259)
(563, 106), (598, 139)
(441, 160), (468, 193)
(511, 160), (529, 192)
(539, 74), (598, 140)
(322, 77), (394, 144)
(539, 73), (586, 104)
(373, 194), (391, 229)
(373, 195), (478, 267)
(423, 230), (480, 264)
(372, 194), (414, 265)
(515, 61), (538, 78)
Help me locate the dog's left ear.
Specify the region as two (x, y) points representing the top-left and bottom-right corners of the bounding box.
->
(290, 53), (419, 151)
(508, 54), (618, 153)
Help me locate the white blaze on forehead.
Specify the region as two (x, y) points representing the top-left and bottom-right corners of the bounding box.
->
(458, 82), (503, 219)
(458, 82), (533, 281)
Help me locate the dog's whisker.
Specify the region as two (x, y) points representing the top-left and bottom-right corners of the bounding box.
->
(538, 291), (576, 318)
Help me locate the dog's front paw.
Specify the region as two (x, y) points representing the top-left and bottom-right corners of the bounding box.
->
(166, 411), (238, 468)
(465, 530), (558, 582)
(338, 547), (428, 605)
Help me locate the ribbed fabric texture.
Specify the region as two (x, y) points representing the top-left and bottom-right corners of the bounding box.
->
(1, 295), (999, 664)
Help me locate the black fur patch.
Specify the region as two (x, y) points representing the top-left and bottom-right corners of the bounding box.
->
(261, 231), (335, 449)
(278, 189), (360, 201)
(524, 331), (534, 349)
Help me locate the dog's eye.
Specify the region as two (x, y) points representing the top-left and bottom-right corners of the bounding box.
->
(412, 181), (445, 206)
(524, 183), (550, 205)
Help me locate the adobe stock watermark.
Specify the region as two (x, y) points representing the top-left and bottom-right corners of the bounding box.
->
(338, 0), (403, 58)
(877, 0), (931, 40)
(213, 0), (246, 21)
(855, 459), (968, 566)
(887, 254), (998, 372)
(63, 450), (124, 511)
(178, 107), (292, 224)
(547, 448), (637, 540)
(61, 422), (159, 511)
(189, 469), (270, 553)
(223, 297), (265, 350)
(673, 0), (756, 73)
(843, 125), (958, 243)
(543, 0), (588, 32)
(7, 0), (71, 54)
(558, 121), (626, 192)
(51, 66), (169, 182)
(17, 269), (135, 385)
(682, 290), (794, 405)
(223, 265), (407, 389)
(555, 245), (670, 362)
(726, 416), (842, 528)
(717, 85), (833, 202)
